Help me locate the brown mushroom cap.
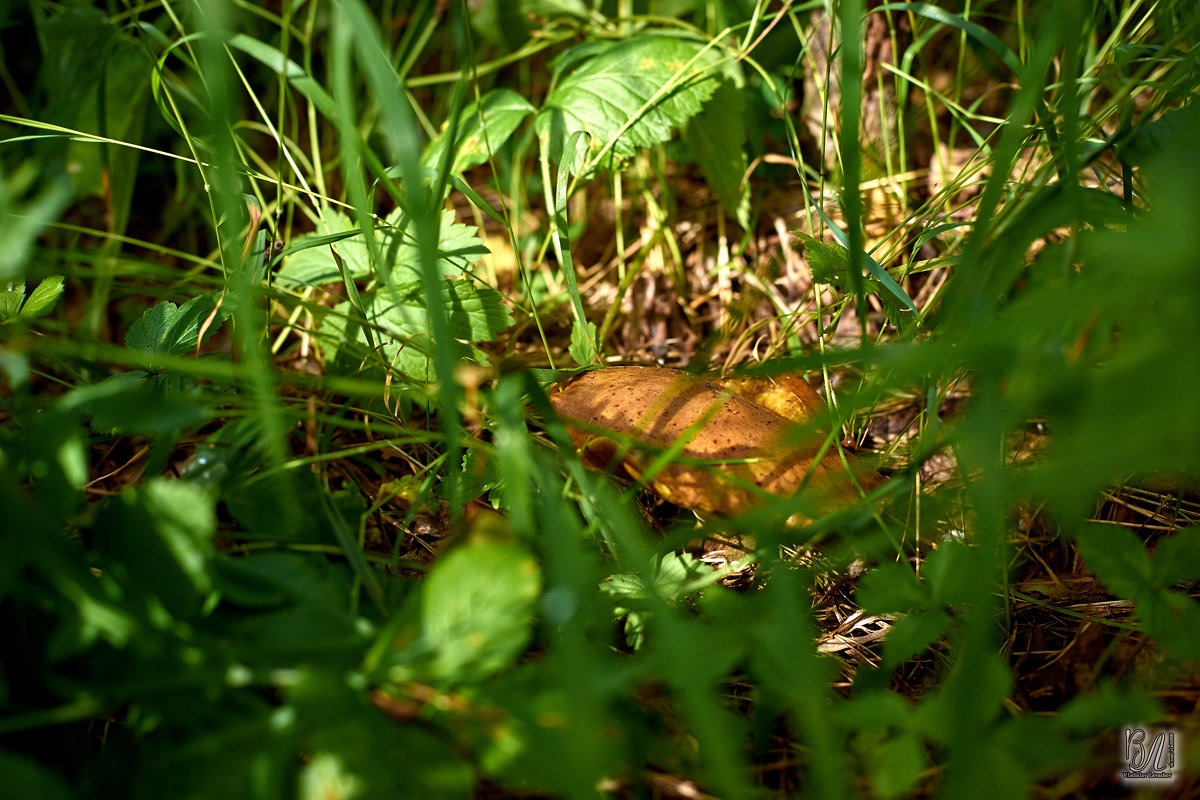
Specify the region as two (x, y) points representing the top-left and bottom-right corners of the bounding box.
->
(549, 366), (881, 517)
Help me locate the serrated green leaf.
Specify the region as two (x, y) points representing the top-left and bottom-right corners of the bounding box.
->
(602, 553), (707, 604)
(124, 294), (226, 368)
(536, 36), (722, 173)
(315, 280), (512, 382)
(682, 78), (749, 227)
(801, 234), (856, 287)
(421, 542), (541, 682)
(377, 279), (514, 342)
(19, 275), (65, 320)
(1074, 524), (1156, 599)
(568, 318), (599, 366)
(424, 88), (536, 174)
(125, 299), (181, 356)
(276, 208), (489, 290)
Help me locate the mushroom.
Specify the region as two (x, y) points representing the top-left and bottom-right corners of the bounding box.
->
(549, 366), (881, 518)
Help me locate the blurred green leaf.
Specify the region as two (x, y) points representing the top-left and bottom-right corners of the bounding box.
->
(0, 749), (76, 800)
(1152, 526), (1200, 587)
(924, 540), (977, 606)
(67, 373), (212, 435)
(1074, 524), (1156, 599)
(420, 541), (541, 682)
(1138, 590), (1200, 661)
(0, 162), (72, 282)
(0, 282), (25, 321)
(882, 610), (950, 671)
(871, 732), (927, 800)
(857, 561), (929, 613)
(93, 479), (216, 620)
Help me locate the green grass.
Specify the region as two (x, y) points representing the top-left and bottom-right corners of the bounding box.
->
(2, 1), (1199, 798)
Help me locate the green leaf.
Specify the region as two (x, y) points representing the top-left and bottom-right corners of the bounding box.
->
(377, 279), (514, 343)
(924, 539), (976, 606)
(1074, 524), (1156, 599)
(93, 478), (217, 619)
(568, 318), (599, 366)
(276, 208), (489, 290)
(0, 749), (76, 800)
(69, 373), (212, 435)
(536, 35), (723, 173)
(871, 733), (927, 800)
(0, 162), (72, 282)
(0, 281), (24, 321)
(420, 541), (541, 682)
(857, 561), (929, 613)
(424, 88), (536, 174)
(801, 233), (856, 287)
(800, 233), (918, 319)
(1152, 526), (1200, 587)
(124, 295), (226, 368)
(19, 275), (65, 320)
(313, 279), (512, 382)
(1139, 590), (1200, 660)
(681, 78), (749, 227)
(882, 610), (950, 671)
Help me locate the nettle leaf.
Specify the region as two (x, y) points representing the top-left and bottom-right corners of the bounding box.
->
(801, 234), (856, 287)
(536, 35), (723, 173)
(125, 294), (227, 369)
(423, 88), (536, 174)
(420, 541), (541, 683)
(799, 234), (917, 329)
(277, 208), (489, 290)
